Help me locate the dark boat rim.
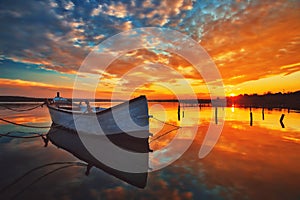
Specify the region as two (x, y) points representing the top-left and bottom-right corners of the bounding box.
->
(47, 95), (147, 115)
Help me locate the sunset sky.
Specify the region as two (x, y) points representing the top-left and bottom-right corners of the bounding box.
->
(0, 0), (299, 99)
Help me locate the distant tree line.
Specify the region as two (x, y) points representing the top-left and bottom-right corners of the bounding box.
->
(0, 96), (45, 102)
(227, 91), (300, 110)
(1, 91), (299, 110)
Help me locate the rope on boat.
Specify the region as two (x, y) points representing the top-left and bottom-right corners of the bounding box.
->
(149, 127), (180, 143)
(0, 131), (47, 138)
(0, 131), (49, 147)
(149, 115), (182, 143)
(0, 108), (88, 130)
(0, 108), (86, 130)
(0, 102), (46, 112)
(150, 116), (181, 128)
(0, 117), (52, 128)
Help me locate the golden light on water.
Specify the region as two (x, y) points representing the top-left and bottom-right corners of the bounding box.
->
(231, 104), (235, 113)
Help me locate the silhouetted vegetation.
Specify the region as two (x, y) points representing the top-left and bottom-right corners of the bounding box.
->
(0, 96), (45, 102)
(1, 91), (299, 110)
(227, 91), (300, 110)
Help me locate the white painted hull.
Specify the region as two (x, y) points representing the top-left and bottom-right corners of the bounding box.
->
(47, 96), (149, 135)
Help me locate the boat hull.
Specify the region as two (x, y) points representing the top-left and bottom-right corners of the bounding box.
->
(47, 96), (149, 135)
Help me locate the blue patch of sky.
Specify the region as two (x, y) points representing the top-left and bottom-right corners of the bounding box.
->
(172, 0), (240, 40)
(0, 0), (241, 79)
(0, 59), (74, 83)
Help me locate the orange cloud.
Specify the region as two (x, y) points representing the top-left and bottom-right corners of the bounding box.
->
(200, 0), (300, 88)
(0, 78), (73, 97)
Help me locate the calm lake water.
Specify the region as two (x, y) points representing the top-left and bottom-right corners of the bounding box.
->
(0, 102), (300, 200)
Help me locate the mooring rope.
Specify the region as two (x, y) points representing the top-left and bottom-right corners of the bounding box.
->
(0, 131), (47, 139)
(0, 102), (46, 112)
(0, 117), (52, 128)
(2, 162), (87, 200)
(149, 127), (180, 143)
(0, 131), (49, 147)
(12, 165), (78, 199)
(10, 164), (85, 200)
(0, 107), (89, 130)
(149, 115), (182, 143)
(0, 161), (87, 195)
(150, 116), (181, 128)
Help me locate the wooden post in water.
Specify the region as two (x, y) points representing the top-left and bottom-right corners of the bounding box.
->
(215, 107), (218, 125)
(280, 114), (285, 128)
(250, 107), (253, 126)
(178, 103), (181, 121)
(262, 107), (265, 120)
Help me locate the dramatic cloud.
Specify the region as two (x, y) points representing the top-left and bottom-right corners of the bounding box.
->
(0, 0), (299, 97)
(0, 78), (73, 97)
(201, 0), (300, 86)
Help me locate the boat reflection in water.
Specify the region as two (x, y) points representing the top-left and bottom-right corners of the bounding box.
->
(47, 125), (151, 188)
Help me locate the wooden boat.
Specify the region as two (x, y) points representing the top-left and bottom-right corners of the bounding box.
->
(46, 93), (150, 135)
(47, 125), (150, 188)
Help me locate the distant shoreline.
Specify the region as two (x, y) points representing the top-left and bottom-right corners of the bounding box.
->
(1, 91), (299, 110)
(0, 96), (210, 103)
